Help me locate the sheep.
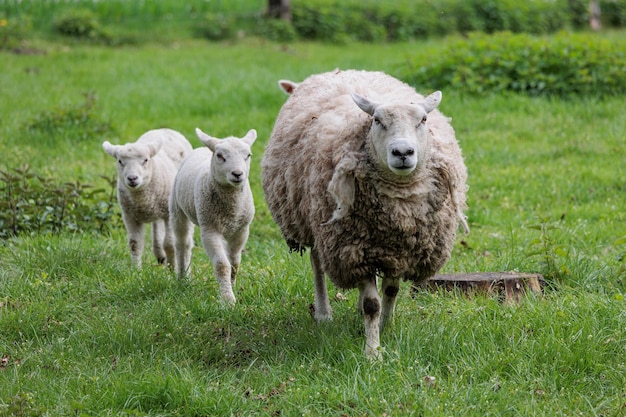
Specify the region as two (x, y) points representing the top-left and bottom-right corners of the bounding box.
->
(169, 127), (257, 306)
(102, 128), (193, 268)
(261, 69), (469, 359)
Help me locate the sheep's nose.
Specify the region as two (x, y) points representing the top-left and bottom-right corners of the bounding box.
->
(232, 170), (243, 179)
(391, 147), (415, 160)
(127, 175), (139, 183)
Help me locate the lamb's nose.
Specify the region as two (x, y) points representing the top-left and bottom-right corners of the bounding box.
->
(232, 171), (243, 179)
(127, 175), (139, 184)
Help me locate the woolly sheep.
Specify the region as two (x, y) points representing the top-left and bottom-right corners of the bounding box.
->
(169, 127), (257, 306)
(102, 128), (193, 268)
(261, 69), (469, 359)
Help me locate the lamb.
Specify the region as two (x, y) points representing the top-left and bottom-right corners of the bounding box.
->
(169, 127), (257, 306)
(102, 128), (193, 268)
(261, 69), (469, 359)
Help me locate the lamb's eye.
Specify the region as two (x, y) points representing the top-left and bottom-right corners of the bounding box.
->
(118, 160), (123, 166)
(142, 158), (148, 166)
(245, 153), (251, 160)
(374, 117), (385, 129)
(217, 153), (226, 162)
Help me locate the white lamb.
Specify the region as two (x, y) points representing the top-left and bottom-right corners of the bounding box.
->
(262, 69), (469, 359)
(102, 128), (193, 268)
(169, 127), (257, 306)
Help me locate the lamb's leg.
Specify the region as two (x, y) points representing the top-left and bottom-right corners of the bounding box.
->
(151, 219), (167, 264)
(380, 277), (400, 332)
(171, 207), (193, 279)
(123, 215), (144, 268)
(358, 278), (382, 360)
(202, 231), (236, 306)
(162, 220), (176, 268)
(227, 228), (250, 290)
(310, 247), (332, 321)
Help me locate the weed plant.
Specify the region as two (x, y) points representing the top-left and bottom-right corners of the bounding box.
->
(0, 33), (625, 415)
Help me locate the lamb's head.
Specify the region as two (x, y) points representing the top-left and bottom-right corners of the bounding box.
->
(351, 90), (442, 177)
(102, 140), (162, 190)
(195, 128), (257, 187)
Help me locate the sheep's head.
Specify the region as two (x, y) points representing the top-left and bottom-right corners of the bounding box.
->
(352, 90), (442, 177)
(195, 128), (257, 187)
(102, 140), (162, 190)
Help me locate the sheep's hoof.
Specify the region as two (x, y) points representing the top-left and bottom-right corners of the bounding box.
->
(365, 345), (383, 361)
(309, 303), (332, 322)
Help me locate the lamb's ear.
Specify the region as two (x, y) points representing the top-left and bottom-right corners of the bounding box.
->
(195, 127), (220, 152)
(323, 157), (358, 224)
(102, 141), (118, 158)
(351, 92), (379, 116)
(422, 91), (442, 113)
(147, 138), (163, 158)
(241, 129), (257, 146)
(278, 80), (298, 95)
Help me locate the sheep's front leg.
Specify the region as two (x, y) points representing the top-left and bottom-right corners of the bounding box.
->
(380, 277), (400, 332)
(151, 219), (167, 264)
(171, 209), (194, 279)
(310, 247), (332, 321)
(358, 278), (382, 360)
(123, 216), (144, 268)
(202, 231), (236, 306)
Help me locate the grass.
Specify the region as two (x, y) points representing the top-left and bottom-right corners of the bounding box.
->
(1, 33), (626, 415)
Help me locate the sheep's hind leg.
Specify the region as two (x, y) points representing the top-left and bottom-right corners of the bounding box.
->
(310, 247), (332, 321)
(380, 277), (400, 332)
(171, 210), (194, 279)
(358, 278), (382, 360)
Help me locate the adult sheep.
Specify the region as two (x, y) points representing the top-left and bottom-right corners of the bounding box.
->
(102, 128), (193, 268)
(261, 69), (469, 359)
(169, 127), (257, 306)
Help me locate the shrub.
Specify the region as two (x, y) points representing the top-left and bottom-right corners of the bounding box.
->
(0, 14), (31, 51)
(52, 8), (112, 43)
(195, 13), (235, 41)
(402, 31), (626, 97)
(0, 165), (121, 239)
(257, 18), (299, 42)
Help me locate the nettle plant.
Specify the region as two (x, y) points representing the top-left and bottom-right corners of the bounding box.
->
(0, 166), (120, 239)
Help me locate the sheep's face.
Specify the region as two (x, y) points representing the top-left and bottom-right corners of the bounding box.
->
(102, 141), (161, 191)
(352, 91), (442, 177)
(195, 128), (257, 188)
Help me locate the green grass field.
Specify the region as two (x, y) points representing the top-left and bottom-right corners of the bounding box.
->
(1, 33), (625, 416)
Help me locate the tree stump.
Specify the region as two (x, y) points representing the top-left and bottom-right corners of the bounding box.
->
(423, 272), (545, 304)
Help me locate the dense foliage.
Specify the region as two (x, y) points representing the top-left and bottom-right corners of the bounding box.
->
(402, 31), (626, 97)
(2, 0), (626, 44)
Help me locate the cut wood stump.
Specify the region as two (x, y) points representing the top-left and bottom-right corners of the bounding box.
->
(423, 272), (545, 304)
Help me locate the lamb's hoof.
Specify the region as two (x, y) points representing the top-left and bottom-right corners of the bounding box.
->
(365, 345), (383, 361)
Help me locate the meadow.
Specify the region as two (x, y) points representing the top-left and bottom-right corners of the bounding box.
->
(1, 31), (626, 416)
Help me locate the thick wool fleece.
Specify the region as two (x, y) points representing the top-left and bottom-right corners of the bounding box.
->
(261, 69), (468, 289)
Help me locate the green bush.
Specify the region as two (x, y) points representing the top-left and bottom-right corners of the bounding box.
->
(52, 8), (112, 43)
(402, 31), (626, 97)
(0, 14), (31, 50)
(195, 13), (235, 41)
(0, 165), (121, 238)
(257, 18), (299, 42)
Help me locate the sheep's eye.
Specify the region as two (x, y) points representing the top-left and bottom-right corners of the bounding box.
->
(118, 160), (124, 167)
(141, 158), (148, 166)
(374, 117), (385, 129)
(245, 153), (251, 160)
(216, 153), (226, 162)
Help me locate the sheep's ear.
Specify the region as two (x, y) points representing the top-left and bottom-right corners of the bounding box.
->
(351, 92), (379, 116)
(422, 91), (442, 113)
(195, 127), (220, 152)
(241, 129), (257, 146)
(278, 80), (298, 95)
(102, 141), (118, 157)
(147, 138), (163, 158)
